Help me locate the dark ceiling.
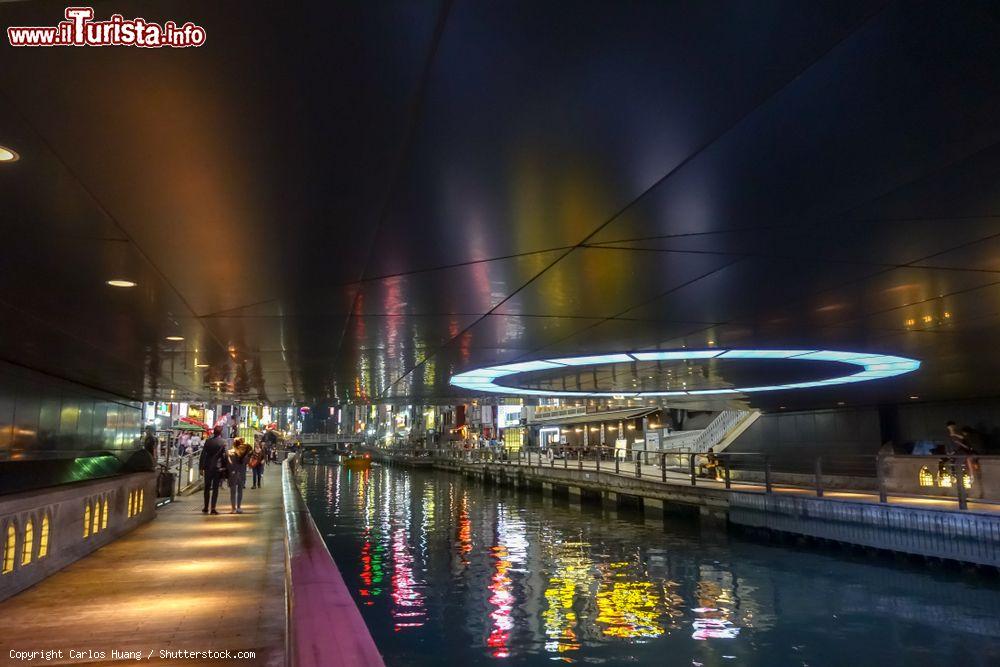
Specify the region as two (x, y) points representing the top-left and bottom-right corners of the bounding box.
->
(1, 0), (999, 411)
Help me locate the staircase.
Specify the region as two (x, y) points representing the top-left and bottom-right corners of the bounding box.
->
(690, 409), (760, 453)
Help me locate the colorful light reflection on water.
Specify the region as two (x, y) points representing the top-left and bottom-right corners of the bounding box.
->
(301, 463), (1000, 666)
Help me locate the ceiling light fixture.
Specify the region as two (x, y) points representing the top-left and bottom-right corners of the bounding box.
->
(165, 335), (184, 341)
(449, 348), (921, 398)
(0, 145), (19, 162)
(106, 279), (137, 288)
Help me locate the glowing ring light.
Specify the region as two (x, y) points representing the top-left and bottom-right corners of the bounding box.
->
(449, 349), (920, 397)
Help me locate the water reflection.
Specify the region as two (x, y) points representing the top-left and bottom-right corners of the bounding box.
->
(301, 463), (1000, 666)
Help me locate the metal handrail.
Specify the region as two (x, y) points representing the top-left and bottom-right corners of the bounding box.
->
(690, 409), (753, 453)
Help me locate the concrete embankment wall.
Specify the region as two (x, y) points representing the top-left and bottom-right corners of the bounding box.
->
(730, 492), (1000, 567)
(0, 472), (157, 602)
(283, 456), (386, 667)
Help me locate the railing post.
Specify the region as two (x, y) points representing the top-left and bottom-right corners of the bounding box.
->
(724, 457), (731, 489)
(615, 454), (620, 475)
(876, 455), (887, 503)
(661, 453), (666, 483)
(635, 456), (641, 479)
(578, 450), (583, 471)
(764, 456), (772, 494)
(814, 456), (824, 497)
(177, 455), (184, 496)
(596, 449), (601, 472)
(957, 456), (969, 511)
(689, 453), (696, 486)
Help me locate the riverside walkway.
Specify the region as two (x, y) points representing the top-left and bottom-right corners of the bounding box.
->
(0, 481), (287, 666)
(378, 449), (1000, 514)
(373, 448), (1000, 567)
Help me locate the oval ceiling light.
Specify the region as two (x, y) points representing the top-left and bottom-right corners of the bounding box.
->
(106, 279), (137, 288)
(449, 348), (921, 398)
(165, 335), (184, 341)
(0, 145), (19, 162)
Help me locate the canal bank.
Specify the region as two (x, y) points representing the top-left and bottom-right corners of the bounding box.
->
(370, 450), (1000, 568)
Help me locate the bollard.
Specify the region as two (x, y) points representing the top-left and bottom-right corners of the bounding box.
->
(615, 455), (620, 475)
(635, 458), (641, 479)
(689, 453), (696, 486)
(661, 453), (666, 483)
(724, 458), (731, 489)
(596, 450), (601, 472)
(578, 450), (583, 471)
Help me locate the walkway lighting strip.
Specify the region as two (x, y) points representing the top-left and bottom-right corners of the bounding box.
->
(449, 349), (920, 398)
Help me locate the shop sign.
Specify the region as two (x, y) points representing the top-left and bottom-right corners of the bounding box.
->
(497, 405), (522, 428)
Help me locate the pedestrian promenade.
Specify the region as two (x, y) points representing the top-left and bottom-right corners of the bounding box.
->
(0, 479), (286, 666)
(438, 454), (1000, 515)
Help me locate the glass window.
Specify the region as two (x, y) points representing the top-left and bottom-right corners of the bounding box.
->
(39, 515), (49, 559)
(101, 498), (108, 530)
(2, 524), (14, 573)
(91, 500), (100, 534)
(128, 491), (134, 518)
(139, 489), (144, 513)
(83, 503), (91, 538)
(22, 519), (33, 565)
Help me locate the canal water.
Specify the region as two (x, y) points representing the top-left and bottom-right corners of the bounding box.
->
(299, 462), (1000, 666)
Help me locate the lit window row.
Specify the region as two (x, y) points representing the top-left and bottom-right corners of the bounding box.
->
(83, 496), (110, 539)
(1, 514), (51, 575)
(127, 488), (145, 518)
(918, 465), (972, 489)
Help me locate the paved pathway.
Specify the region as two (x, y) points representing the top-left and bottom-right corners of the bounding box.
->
(0, 476), (286, 666)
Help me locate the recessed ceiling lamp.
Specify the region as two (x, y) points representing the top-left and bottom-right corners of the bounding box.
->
(449, 348), (921, 398)
(195, 363), (209, 368)
(0, 145), (19, 162)
(106, 279), (137, 288)
(165, 335), (184, 341)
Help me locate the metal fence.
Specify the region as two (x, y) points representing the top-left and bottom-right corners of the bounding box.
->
(365, 446), (1000, 511)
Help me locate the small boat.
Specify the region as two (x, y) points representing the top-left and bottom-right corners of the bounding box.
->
(342, 452), (372, 470)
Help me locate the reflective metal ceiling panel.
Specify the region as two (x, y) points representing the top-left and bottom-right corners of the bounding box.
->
(0, 0), (998, 410)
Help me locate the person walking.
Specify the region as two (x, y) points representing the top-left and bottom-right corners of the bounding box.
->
(143, 427), (157, 459)
(227, 437), (252, 513)
(250, 442), (265, 489)
(199, 426), (228, 515)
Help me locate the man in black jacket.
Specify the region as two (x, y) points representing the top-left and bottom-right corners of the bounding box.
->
(199, 426), (228, 514)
